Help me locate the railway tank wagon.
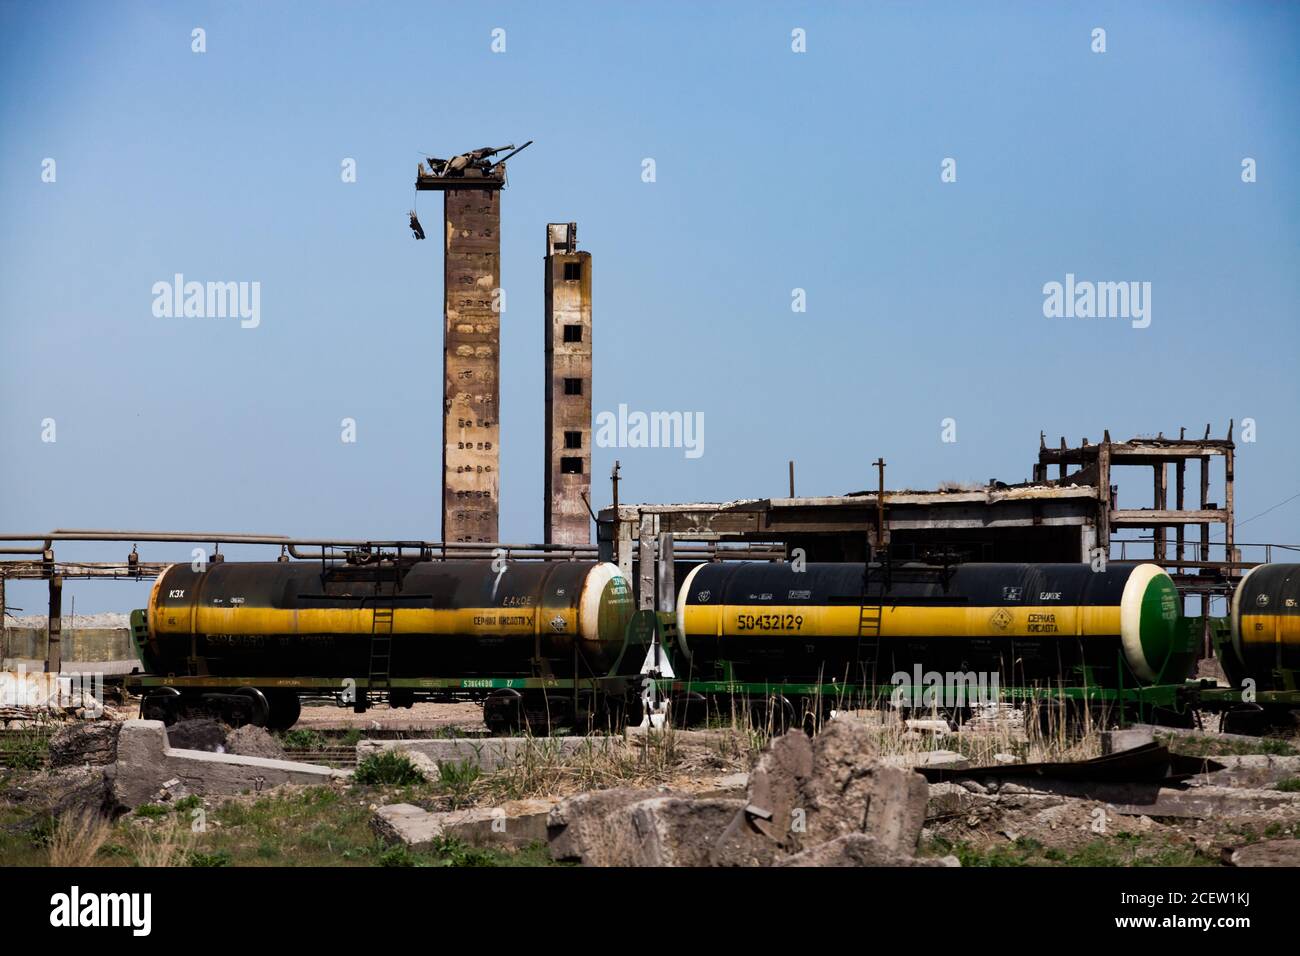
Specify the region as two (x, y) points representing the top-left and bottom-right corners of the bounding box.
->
(671, 561), (1192, 718)
(1227, 563), (1300, 693)
(134, 559), (634, 730)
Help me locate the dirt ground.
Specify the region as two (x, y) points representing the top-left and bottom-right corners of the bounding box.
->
(293, 700), (486, 732)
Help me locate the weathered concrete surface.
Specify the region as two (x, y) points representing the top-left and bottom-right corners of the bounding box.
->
(2, 626), (133, 663)
(374, 804), (444, 846)
(545, 789), (742, 866)
(779, 833), (960, 868)
(926, 778), (1300, 823)
(1105, 785), (1300, 819)
(710, 721), (930, 867)
(358, 735), (625, 772)
(1191, 755), (1300, 789)
(547, 787), (663, 865)
(882, 749), (971, 771)
(925, 768), (1300, 815)
(108, 720), (348, 808)
(1222, 839), (1300, 867)
(1100, 727), (1156, 755)
(627, 798), (746, 866)
(905, 718), (956, 734)
(373, 799), (556, 850)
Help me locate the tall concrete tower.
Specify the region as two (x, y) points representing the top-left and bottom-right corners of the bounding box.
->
(543, 222), (592, 545)
(416, 148), (520, 543)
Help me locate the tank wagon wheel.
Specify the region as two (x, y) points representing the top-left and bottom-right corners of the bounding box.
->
(1144, 705), (1196, 730)
(751, 695), (797, 735)
(797, 697), (833, 736)
(265, 691), (302, 731)
(1032, 699), (1093, 742)
(232, 686), (271, 728)
(669, 692), (708, 729)
(483, 688), (524, 736)
(141, 686), (182, 725)
(1220, 704), (1267, 737)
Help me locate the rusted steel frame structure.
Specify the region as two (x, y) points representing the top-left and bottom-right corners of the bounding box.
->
(1035, 425), (1235, 573)
(1036, 425), (1237, 650)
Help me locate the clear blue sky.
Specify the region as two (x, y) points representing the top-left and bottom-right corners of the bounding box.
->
(2, 1), (1297, 613)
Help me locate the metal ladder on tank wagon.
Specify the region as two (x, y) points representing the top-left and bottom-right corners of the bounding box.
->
(364, 556), (401, 707)
(857, 603), (884, 697)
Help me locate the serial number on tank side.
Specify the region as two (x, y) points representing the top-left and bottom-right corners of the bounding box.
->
(735, 613), (805, 632)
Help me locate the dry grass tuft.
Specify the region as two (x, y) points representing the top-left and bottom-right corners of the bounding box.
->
(131, 818), (197, 867)
(47, 811), (112, 867)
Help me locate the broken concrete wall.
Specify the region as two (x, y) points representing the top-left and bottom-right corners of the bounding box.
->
(108, 720), (348, 809)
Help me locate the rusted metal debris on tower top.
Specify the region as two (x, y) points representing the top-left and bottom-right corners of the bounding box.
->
(416, 141), (533, 192)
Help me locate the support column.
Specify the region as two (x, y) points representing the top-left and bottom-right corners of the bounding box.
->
(1175, 459), (1186, 569)
(1097, 442), (1111, 558)
(1200, 454), (1211, 658)
(616, 514), (634, 582)
(46, 574), (63, 675)
(656, 532), (676, 613)
(1224, 446), (1235, 564)
(1153, 463), (1167, 562)
(638, 513), (657, 610)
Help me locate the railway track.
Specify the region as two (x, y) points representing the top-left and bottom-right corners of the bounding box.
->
(281, 747), (358, 767)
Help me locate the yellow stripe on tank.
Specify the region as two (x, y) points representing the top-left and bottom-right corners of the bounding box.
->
(151, 606), (567, 638)
(683, 604), (1121, 639)
(1239, 614), (1300, 646)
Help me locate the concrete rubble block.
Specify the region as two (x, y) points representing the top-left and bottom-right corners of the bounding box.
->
(107, 719), (349, 810)
(905, 718), (956, 734)
(373, 799), (556, 850)
(1107, 785), (1300, 819)
(48, 721), (122, 768)
(1222, 839), (1300, 867)
(547, 787), (663, 865)
(373, 803), (444, 847)
(358, 735), (625, 772)
(713, 772), (750, 791)
(778, 833), (960, 868)
(863, 765), (932, 853)
(627, 797), (746, 867)
(1192, 755), (1300, 789)
(881, 749), (971, 771)
(1100, 727), (1156, 755)
(711, 720), (929, 866)
(926, 781), (985, 820)
(441, 799), (557, 849)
